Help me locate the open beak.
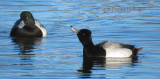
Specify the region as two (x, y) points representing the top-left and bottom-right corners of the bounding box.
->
(70, 26), (79, 34)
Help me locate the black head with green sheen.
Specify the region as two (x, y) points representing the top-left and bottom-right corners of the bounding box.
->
(20, 11), (35, 27)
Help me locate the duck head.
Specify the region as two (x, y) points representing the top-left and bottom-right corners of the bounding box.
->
(20, 11), (35, 28)
(71, 26), (93, 46)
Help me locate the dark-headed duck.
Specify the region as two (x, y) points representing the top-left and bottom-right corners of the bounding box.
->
(10, 11), (47, 37)
(70, 26), (142, 58)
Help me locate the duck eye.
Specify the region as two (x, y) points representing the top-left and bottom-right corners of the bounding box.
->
(26, 17), (28, 19)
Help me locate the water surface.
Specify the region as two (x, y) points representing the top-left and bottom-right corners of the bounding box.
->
(0, 0), (160, 79)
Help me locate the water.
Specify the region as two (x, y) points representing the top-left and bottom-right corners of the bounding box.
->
(0, 0), (160, 79)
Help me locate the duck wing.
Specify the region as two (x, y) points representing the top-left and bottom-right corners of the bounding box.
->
(96, 41), (134, 50)
(96, 41), (137, 57)
(10, 20), (21, 36)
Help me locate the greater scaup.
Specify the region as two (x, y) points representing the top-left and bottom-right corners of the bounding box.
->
(70, 26), (142, 58)
(10, 11), (47, 37)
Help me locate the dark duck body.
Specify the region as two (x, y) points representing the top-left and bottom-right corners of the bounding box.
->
(10, 11), (47, 37)
(70, 26), (142, 58)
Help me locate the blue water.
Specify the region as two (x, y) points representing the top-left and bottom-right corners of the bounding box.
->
(0, 0), (160, 79)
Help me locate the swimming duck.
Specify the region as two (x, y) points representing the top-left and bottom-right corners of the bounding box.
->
(10, 11), (47, 37)
(70, 26), (142, 58)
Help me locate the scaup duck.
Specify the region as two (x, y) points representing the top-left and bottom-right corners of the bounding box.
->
(70, 26), (142, 58)
(10, 11), (47, 37)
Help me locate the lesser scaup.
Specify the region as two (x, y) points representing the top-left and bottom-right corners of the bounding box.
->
(10, 11), (47, 37)
(70, 26), (142, 58)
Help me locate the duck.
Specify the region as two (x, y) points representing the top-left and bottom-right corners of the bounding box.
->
(70, 26), (142, 58)
(10, 11), (47, 37)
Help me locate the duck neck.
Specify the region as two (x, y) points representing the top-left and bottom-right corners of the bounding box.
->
(83, 41), (96, 57)
(83, 41), (95, 48)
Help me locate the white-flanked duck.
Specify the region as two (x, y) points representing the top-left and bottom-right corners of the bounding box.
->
(70, 26), (142, 58)
(10, 11), (47, 37)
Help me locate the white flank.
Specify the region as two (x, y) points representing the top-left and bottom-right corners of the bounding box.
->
(98, 41), (133, 58)
(18, 21), (25, 28)
(35, 20), (47, 37)
(105, 48), (132, 57)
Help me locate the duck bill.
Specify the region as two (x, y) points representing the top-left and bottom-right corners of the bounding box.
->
(70, 26), (79, 34)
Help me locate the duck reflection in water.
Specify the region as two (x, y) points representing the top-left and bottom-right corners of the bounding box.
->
(78, 56), (138, 78)
(12, 37), (43, 60)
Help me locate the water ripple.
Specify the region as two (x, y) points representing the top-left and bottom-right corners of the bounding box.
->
(0, 0), (160, 79)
